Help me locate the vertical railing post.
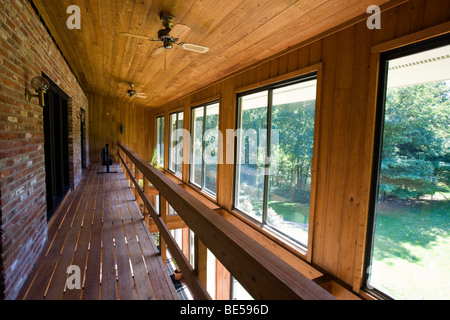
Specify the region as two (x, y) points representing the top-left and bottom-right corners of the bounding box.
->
(160, 196), (168, 267)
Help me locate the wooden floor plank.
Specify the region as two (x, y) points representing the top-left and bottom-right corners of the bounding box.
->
(24, 168), (96, 300)
(45, 170), (99, 300)
(21, 164), (176, 300)
(100, 173), (119, 300)
(109, 173), (138, 300)
(81, 173), (105, 300)
(116, 175), (157, 300)
(119, 172), (179, 300)
(64, 171), (101, 300)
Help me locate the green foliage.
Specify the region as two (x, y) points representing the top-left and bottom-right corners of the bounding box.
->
(379, 81), (450, 200)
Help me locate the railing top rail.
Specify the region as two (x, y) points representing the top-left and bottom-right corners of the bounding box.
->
(118, 143), (336, 300)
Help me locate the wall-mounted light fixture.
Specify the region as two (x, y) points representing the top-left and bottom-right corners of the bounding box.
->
(25, 76), (50, 107)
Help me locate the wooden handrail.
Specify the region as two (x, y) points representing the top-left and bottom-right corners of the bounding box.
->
(118, 143), (336, 300)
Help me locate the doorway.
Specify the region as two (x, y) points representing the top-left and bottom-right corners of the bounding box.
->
(43, 75), (70, 222)
(80, 108), (87, 169)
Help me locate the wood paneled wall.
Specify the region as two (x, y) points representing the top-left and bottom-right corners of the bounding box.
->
(88, 94), (153, 164)
(90, 0), (450, 295)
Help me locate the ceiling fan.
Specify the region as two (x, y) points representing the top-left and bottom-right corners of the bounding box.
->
(121, 13), (209, 58)
(125, 83), (147, 99)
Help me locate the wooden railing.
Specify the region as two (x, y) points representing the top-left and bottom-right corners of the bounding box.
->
(118, 143), (336, 300)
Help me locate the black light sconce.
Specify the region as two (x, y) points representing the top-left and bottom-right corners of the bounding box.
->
(120, 124), (125, 134)
(25, 76), (50, 107)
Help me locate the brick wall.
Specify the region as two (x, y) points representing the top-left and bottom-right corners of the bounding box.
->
(0, 0), (88, 299)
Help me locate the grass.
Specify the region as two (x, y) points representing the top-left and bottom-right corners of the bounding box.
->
(369, 199), (450, 300)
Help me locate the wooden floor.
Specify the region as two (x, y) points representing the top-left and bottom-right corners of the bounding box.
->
(21, 164), (178, 300)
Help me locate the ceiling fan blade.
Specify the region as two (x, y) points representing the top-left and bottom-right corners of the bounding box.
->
(178, 42), (209, 54)
(170, 24), (191, 38)
(152, 47), (165, 57)
(120, 32), (158, 41)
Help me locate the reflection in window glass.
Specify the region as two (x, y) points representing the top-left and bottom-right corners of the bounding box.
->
(169, 111), (184, 175)
(368, 42), (450, 300)
(268, 80), (317, 246)
(191, 107), (204, 186)
(235, 91), (268, 223)
(155, 116), (165, 168)
(205, 104), (219, 194)
(190, 102), (219, 195)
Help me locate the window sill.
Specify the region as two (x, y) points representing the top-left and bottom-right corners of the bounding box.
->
(188, 182), (218, 204)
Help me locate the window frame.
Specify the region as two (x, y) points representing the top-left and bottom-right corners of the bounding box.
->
(364, 34), (450, 299)
(189, 100), (220, 197)
(168, 110), (184, 177)
(233, 72), (318, 250)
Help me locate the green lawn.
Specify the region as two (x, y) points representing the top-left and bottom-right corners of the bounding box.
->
(369, 199), (450, 300)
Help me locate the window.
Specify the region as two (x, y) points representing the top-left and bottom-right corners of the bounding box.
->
(189, 229), (195, 268)
(231, 276), (253, 300)
(169, 111), (184, 176)
(366, 37), (450, 300)
(206, 250), (216, 299)
(155, 116), (165, 168)
(190, 101), (219, 195)
(234, 74), (318, 248)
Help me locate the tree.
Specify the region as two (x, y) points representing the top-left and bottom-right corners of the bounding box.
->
(379, 81), (450, 200)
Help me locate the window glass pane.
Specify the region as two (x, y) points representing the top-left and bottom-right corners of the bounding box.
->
(368, 43), (450, 300)
(235, 91), (268, 223)
(155, 116), (164, 168)
(189, 229), (195, 268)
(268, 80), (317, 247)
(231, 277), (254, 300)
(207, 249), (216, 299)
(169, 113), (177, 172)
(176, 113), (184, 175)
(191, 107), (204, 186)
(205, 103), (219, 194)
(169, 112), (183, 175)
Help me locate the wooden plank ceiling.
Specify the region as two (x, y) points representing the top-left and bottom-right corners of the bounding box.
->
(33, 0), (391, 108)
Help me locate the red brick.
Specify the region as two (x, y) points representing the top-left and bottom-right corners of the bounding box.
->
(0, 0), (88, 300)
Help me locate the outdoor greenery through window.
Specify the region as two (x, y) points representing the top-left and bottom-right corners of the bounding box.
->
(234, 74), (317, 248)
(155, 116), (164, 168)
(169, 111), (184, 176)
(367, 39), (450, 300)
(190, 102), (219, 195)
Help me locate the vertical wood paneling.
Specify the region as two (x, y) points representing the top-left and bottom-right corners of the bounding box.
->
(88, 94), (152, 164)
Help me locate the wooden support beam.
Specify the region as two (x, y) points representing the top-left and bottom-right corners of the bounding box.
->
(195, 236), (208, 288)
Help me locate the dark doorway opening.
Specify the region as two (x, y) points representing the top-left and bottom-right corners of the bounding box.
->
(43, 75), (70, 222)
(80, 108), (87, 169)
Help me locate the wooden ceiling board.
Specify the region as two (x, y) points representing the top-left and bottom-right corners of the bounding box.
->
(32, 0), (392, 108)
